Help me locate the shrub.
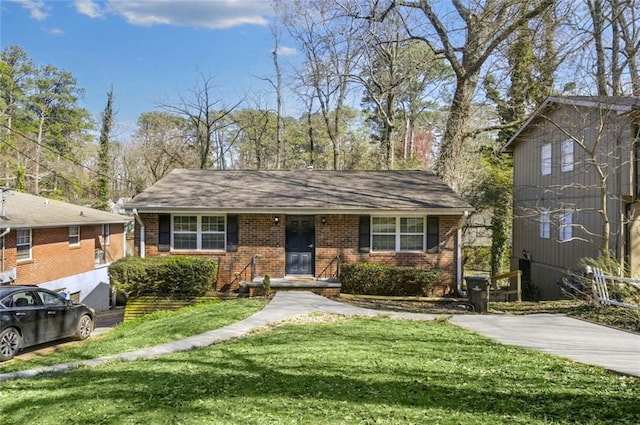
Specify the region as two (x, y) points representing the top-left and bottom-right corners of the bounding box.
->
(340, 263), (441, 296)
(109, 256), (218, 297)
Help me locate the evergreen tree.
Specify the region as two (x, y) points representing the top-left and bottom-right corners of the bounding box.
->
(93, 87), (113, 211)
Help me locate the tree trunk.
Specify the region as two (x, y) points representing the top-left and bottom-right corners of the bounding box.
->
(35, 117), (45, 195)
(435, 74), (478, 190)
(588, 0), (609, 95)
(272, 48), (284, 169)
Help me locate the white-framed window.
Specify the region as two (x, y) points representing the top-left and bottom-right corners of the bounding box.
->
(540, 210), (551, 239)
(69, 226), (80, 246)
(372, 216), (425, 252)
(16, 229), (32, 261)
(561, 139), (574, 172)
(201, 216), (225, 250)
(172, 215), (226, 251)
(541, 143), (552, 175)
(102, 224), (110, 245)
(371, 217), (396, 251)
(559, 210), (573, 242)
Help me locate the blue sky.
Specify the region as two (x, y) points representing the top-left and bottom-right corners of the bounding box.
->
(1, 0), (298, 133)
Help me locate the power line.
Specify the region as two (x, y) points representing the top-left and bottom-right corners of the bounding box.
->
(0, 122), (137, 196)
(0, 137), (93, 197)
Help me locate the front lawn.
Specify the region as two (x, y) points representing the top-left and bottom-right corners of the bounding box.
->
(0, 298), (266, 373)
(1, 315), (638, 424)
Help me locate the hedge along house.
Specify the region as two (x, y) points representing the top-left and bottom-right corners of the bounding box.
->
(126, 169), (472, 295)
(0, 191), (131, 311)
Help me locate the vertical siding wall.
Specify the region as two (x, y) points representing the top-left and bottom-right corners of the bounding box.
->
(138, 213), (461, 292)
(511, 104), (635, 298)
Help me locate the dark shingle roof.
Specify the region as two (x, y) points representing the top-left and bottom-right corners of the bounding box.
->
(126, 169), (472, 214)
(0, 192), (131, 229)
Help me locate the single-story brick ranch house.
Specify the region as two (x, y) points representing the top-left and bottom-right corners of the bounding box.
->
(0, 191), (131, 311)
(125, 169), (473, 295)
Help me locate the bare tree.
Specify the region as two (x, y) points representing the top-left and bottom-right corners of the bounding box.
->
(570, 0), (640, 96)
(278, 0), (363, 170)
(357, 0), (554, 189)
(160, 75), (242, 169)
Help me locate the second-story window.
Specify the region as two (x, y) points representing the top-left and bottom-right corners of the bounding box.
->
(541, 143), (552, 175)
(561, 139), (574, 172)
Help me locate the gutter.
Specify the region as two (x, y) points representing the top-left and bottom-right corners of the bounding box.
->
(1, 227), (9, 273)
(132, 209), (145, 258)
(457, 212), (468, 297)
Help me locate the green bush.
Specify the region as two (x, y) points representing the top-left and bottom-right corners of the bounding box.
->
(340, 263), (441, 296)
(109, 256), (218, 297)
(464, 246), (491, 272)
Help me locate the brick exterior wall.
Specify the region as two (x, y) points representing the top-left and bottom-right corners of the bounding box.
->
(3, 224), (126, 285)
(136, 213), (462, 293)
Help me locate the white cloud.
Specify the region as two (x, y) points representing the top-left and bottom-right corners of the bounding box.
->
(8, 0), (49, 20)
(74, 0), (103, 18)
(276, 46), (297, 56)
(49, 27), (64, 35)
(100, 0), (272, 29)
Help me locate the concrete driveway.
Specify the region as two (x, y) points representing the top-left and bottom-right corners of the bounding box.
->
(449, 313), (640, 377)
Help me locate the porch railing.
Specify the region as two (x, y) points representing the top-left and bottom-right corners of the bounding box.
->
(228, 256), (258, 288)
(316, 255), (341, 281)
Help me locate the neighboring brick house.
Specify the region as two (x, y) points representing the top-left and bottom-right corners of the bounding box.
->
(502, 96), (640, 299)
(125, 169), (472, 295)
(0, 191), (131, 310)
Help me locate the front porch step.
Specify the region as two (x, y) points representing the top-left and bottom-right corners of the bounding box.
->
(240, 277), (341, 298)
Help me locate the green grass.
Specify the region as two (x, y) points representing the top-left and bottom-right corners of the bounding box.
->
(1, 315), (638, 424)
(0, 298), (266, 373)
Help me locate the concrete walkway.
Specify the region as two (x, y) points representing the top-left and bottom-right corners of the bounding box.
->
(1, 291), (639, 381)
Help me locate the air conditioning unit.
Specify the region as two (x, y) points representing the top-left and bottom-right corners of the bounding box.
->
(0, 267), (16, 285)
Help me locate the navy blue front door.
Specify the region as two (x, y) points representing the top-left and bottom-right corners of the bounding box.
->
(286, 216), (314, 275)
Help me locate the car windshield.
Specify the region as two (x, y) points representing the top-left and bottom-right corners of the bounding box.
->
(38, 290), (66, 306)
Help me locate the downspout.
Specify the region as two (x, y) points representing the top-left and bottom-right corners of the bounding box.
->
(1, 227), (10, 273)
(457, 211), (469, 297)
(132, 209), (145, 258)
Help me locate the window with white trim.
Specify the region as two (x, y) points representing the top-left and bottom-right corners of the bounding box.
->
(561, 139), (574, 172)
(102, 224), (110, 245)
(540, 210), (550, 239)
(541, 143), (552, 175)
(559, 210), (573, 242)
(372, 217), (425, 252)
(371, 217), (395, 251)
(201, 216), (225, 250)
(69, 226), (80, 246)
(17, 229), (32, 261)
(172, 215), (226, 251)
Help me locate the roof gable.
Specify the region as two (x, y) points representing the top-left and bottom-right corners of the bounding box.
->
(502, 96), (640, 152)
(126, 169), (472, 213)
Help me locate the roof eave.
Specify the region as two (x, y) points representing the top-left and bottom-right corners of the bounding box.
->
(127, 206), (472, 216)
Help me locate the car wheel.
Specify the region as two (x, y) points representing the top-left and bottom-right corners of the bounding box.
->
(0, 327), (21, 362)
(75, 315), (93, 340)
